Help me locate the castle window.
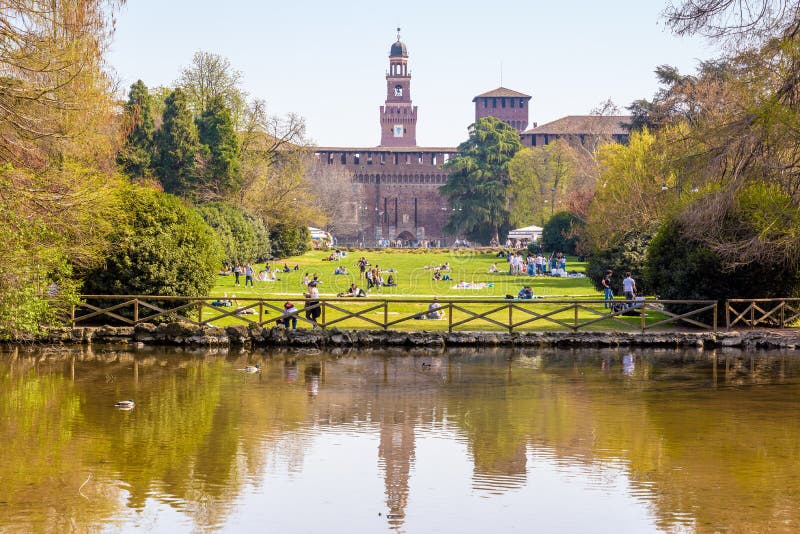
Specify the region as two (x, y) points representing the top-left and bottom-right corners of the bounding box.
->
(381, 153), (386, 164)
(492, 98), (497, 108)
(327, 153), (334, 165)
(501, 98), (506, 108)
(483, 98), (488, 108)
(354, 153), (360, 164)
(418, 153), (423, 164)
(341, 153), (346, 164)
(432, 153), (437, 165)
(395, 85), (403, 96)
(520, 99), (525, 108)
(510, 99), (515, 108)
(367, 153), (373, 165)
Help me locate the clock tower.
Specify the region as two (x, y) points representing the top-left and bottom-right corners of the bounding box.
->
(380, 29), (418, 147)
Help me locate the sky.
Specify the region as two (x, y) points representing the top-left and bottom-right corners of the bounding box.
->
(107, 0), (719, 148)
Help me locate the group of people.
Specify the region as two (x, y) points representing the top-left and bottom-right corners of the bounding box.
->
(229, 262), (297, 286)
(601, 270), (639, 310)
(499, 251), (568, 277)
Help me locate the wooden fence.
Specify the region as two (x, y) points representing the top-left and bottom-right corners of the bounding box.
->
(726, 298), (800, 329)
(73, 296), (718, 333)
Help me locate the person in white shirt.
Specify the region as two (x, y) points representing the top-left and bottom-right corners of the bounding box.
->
(622, 272), (636, 302)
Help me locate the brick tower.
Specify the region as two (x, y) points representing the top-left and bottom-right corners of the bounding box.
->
(473, 87), (531, 133)
(380, 29), (417, 147)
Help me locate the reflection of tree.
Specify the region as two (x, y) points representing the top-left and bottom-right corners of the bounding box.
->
(5, 348), (800, 532)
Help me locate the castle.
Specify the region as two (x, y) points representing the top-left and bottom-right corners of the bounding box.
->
(314, 31), (629, 246)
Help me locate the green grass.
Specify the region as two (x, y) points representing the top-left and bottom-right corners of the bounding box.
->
(214, 249), (598, 300)
(198, 249), (668, 331)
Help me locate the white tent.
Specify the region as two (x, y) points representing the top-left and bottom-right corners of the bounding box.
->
(507, 225), (543, 242)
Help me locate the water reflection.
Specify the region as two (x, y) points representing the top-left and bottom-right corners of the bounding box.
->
(2, 346), (800, 532)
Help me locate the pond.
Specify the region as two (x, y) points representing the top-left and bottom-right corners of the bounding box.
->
(1, 345), (800, 533)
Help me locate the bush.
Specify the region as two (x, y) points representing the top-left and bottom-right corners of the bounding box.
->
(270, 223), (310, 258)
(83, 186), (223, 299)
(542, 211), (583, 255)
(196, 202), (270, 266)
(646, 220), (800, 302)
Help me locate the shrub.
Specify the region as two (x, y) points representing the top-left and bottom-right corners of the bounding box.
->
(270, 223), (311, 259)
(83, 185), (223, 300)
(196, 202), (270, 266)
(542, 211), (583, 255)
(646, 220), (800, 302)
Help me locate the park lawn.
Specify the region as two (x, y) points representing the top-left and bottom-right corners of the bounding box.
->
(200, 249), (668, 331)
(213, 249), (598, 300)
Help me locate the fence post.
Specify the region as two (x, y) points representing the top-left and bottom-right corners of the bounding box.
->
(725, 300), (730, 330)
(133, 299), (139, 323)
(321, 301), (326, 328)
(750, 304), (755, 329)
(713, 302), (718, 332)
(640, 302), (646, 332)
(71, 304), (75, 328)
(780, 301), (785, 328)
(259, 301), (263, 325)
(198, 302), (203, 325)
(384, 300), (389, 330)
(508, 303), (513, 334)
(448, 303), (453, 333)
(574, 303), (579, 331)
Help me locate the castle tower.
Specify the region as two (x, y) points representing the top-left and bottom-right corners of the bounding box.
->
(473, 87), (531, 133)
(380, 29), (417, 147)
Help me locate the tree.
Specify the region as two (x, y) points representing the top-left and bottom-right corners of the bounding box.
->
(177, 51), (246, 122)
(0, 1), (126, 338)
(440, 117), (522, 244)
(117, 80), (155, 179)
(196, 202), (270, 265)
(82, 185), (222, 298)
(155, 89), (201, 197)
(542, 211), (584, 255)
(270, 223), (310, 259)
(196, 95), (241, 199)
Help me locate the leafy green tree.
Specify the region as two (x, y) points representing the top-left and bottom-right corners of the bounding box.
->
(177, 51), (246, 123)
(155, 88), (201, 197)
(542, 211), (584, 255)
(82, 185), (222, 298)
(441, 117), (522, 244)
(197, 96), (241, 199)
(196, 202), (270, 265)
(117, 80), (155, 178)
(269, 223), (310, 259)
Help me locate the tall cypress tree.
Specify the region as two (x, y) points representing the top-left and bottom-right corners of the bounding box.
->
(197, 94), (241, 198)
(117, 80), (155, 178)
(155, 88), (201, 197)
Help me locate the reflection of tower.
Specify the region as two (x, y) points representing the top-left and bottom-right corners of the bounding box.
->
(377, 358), (417, 528)
(379, 28), (417, 147)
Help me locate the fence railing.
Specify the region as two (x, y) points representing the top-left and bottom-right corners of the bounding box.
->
(72, 296), (719, 333)
(725, 298), (800, 329)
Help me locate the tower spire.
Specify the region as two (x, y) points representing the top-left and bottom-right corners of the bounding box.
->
(397, 27), (401, 40)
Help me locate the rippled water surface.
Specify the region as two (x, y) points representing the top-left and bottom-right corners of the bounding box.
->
(2, 345), (800, 533)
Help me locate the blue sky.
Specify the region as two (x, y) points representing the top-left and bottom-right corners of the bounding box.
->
(107, 0), (717, 147)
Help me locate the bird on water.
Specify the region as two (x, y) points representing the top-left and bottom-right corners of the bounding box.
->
(115, 399), (135, 409)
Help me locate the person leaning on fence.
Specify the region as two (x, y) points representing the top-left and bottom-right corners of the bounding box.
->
(601, 270), (614, 308)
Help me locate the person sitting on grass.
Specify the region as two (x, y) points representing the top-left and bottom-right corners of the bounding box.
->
(488, 263), (499, 273)
(211, 293), (233, 307)
(426, 296), (444, 319)
(338, 283), (366, 297)
(385, 274), (397, 287)
(517, 286), (534, 299)
(334, 266), (347, 275)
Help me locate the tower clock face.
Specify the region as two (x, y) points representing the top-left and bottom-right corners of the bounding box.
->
(394, 125), (403, 137)
(394, 85), (403, 96)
